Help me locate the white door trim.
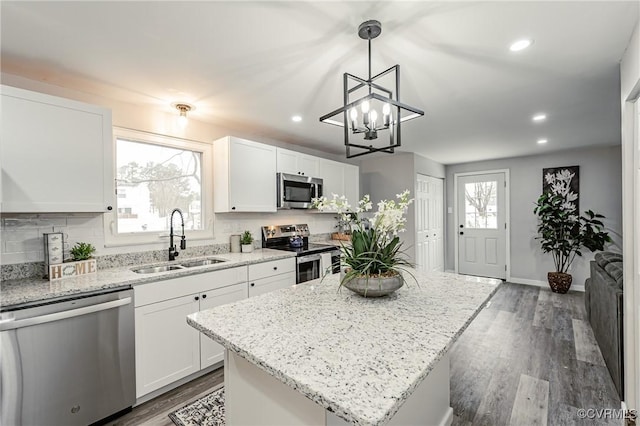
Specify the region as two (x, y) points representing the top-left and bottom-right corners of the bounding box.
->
(453, 169), (510, 281)
(622, 94), (639, 412)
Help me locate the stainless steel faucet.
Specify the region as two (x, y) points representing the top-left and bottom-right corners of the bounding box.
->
(169, 208), (186, 261)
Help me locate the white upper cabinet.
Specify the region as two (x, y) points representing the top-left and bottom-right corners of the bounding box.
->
(318, 158), (360, 208)
(344, 163), (360, 203)
(213, 136), (277, 212)
(276, 148), (319, 176)
(0, 85), (114, 213)
(318, 159), (344, 209)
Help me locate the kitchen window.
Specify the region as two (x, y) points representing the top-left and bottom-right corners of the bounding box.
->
(104, 128), (213, 246)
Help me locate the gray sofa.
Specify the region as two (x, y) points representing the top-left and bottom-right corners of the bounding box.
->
(585, 251), (623, 399)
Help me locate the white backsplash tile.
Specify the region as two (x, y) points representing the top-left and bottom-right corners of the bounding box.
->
(1, 210), (339, 266)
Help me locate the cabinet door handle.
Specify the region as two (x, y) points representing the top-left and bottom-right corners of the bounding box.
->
(106, 205), (113, 211)
(250, 283), (255, 287)
(231, 206), (236, 210)
(459, 232), (464, 235)
(194, 296), (199, 301)
(202, 294), (207, 299)
(273, 266), (278, 270)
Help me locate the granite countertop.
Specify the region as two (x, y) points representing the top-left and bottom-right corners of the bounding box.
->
(188, 270), (501, 426)
(0, 249), (296, 309)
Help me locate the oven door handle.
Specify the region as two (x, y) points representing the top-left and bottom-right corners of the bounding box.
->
(297, 254), (322, 263)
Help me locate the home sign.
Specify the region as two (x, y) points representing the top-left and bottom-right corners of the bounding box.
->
(49, 259), (97, 281)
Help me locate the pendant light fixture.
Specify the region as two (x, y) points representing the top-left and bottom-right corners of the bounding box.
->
(319, 20), (424, 158)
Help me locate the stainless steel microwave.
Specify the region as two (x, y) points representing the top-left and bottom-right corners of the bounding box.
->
(277, 173), (323, 209)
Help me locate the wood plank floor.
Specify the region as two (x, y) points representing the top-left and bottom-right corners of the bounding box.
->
(111, 282), (620, 425)
(451, 282), (621, 426)
(109, 368), (223, 426)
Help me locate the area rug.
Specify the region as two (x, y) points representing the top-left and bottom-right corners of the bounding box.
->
(168, 385), (225, 426)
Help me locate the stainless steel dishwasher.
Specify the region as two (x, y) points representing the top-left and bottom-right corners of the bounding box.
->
(0, 288), (135, 425)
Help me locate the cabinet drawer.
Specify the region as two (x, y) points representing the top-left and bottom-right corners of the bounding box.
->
(248, 272), (296, 298)
(135, 266), (247, 307)
(248, 258), (295, 281)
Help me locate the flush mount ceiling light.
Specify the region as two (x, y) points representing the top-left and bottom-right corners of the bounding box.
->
(537, 138), (548, 144)
(319, 20), (424, 158)
(292, 115), (302, 122)
(173, 103), (193, 128)
(509, 39), (533, 52)
(532, 113), (547, 122)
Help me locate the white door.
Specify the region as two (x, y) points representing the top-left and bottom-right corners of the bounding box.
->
(416, 174), (444, 272)
(456, 172), (507, 279)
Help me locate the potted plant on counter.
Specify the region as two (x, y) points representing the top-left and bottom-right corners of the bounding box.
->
(70, 242), (96, 261)
(240, 231), (254, 253)
(313, 191), (415, 297)
(534, 192), (611, 293)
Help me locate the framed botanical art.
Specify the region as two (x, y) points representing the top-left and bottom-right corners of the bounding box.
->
(542, 165), (580, 214)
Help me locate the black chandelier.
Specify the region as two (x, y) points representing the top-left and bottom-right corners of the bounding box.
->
(319, 20), (424, 159)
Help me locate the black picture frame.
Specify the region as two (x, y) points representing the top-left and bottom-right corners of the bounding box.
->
(542, 165), (580, 214)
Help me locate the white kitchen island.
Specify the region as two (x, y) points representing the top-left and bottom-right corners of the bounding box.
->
(187, 271), (500, 426)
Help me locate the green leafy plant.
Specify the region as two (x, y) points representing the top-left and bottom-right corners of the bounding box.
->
(240, 231), (253, 245)
(70, 242), (96, 261)
(313, 191), (416, 289)
(534, 192), (611, 273)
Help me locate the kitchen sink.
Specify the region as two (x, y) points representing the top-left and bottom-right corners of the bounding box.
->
(180, 258), (226, 268)
(132, 265), (186, 274)
(131, 258), (226, 273)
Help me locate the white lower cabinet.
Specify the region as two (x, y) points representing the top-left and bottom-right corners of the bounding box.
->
(248, 257), (296, 298)
(134, 266), (247, 398)
(249, 272), (296, 297)
(199, 283), (247, 368)
(135, 295), (200, 398)
(134, 259), (295, 398)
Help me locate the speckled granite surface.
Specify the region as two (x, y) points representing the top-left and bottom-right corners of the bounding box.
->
(0, 249), (295, 309)
(188, 271), (501, 426)
(0, 242), (236, 281)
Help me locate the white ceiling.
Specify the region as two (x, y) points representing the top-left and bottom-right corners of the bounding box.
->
(1, 1), (637, 164)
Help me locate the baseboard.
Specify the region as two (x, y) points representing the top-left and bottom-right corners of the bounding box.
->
(445, 269), (456, 274)
(509, 276), (585, 292)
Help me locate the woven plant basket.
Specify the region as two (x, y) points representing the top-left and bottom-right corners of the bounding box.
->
(547, 272), (572, 294)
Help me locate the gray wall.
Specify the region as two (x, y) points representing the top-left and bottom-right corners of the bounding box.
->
(445, 145), (623, 288)
(360, 152), (445, 263)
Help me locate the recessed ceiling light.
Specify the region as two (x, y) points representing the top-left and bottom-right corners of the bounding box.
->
(537, 138), (548, 144)
(291, 115), (302, 122)
(532, 113), (547, 122)
(510, 39), (533, 52)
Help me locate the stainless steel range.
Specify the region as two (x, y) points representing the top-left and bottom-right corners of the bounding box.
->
(262, 224), (340, 283)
